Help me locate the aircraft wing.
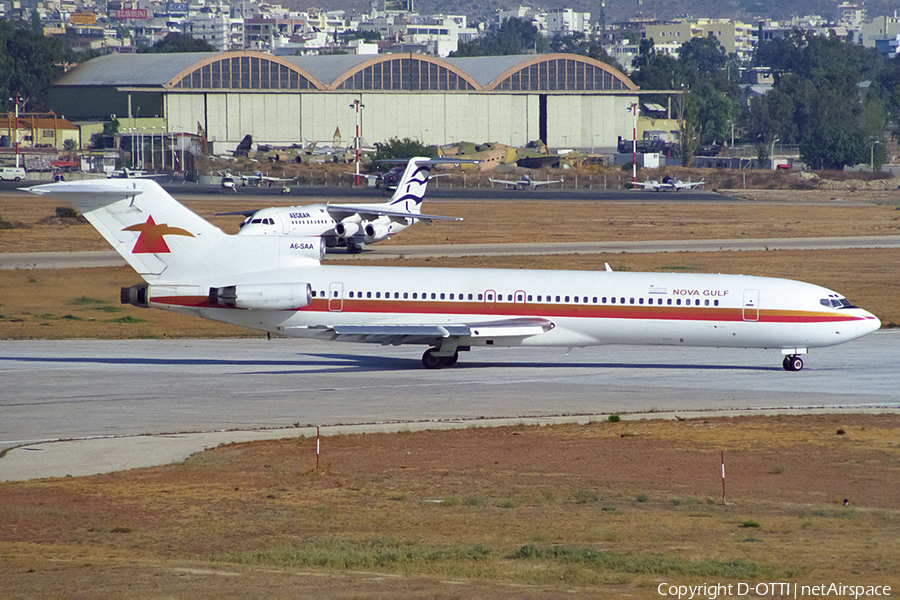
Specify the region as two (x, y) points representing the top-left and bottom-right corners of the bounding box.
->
(215, 210), (258, 217)
(530, 179), (562, 187)
(343, 173), (380, 181)
(313, 317), (554, 343)
(629, 181), (659, 190)
(324, 204), (462, 223)
(675, 180), (705, 190)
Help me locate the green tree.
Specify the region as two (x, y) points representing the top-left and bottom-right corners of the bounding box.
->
(30, 9), (42, 35)
(0, 19), (70, 111)
(372, 137), (435, 162)
(450, 18), (549, 57)
(631, 39), (686, 91)
(800, 124), (868, 170)
(677, 36), (728, 83)
(140, 32), (215, 53)
(548, 32), (624, 72)
(754, 31), (894, 169)
(748, 87), (797, 146)
(675, 92), (700, 167)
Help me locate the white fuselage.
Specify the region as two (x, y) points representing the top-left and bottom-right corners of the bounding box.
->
(236, 205), (411, 247)
(148, 265), (880, 352)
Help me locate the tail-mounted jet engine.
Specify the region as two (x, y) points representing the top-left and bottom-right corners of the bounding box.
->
(209, 283), (312, 310)
(121, 283), (150, 308)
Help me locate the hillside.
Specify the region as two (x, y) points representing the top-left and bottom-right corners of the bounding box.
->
(283, 0), (898, 25)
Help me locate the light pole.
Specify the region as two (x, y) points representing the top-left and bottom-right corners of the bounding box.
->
(628, 102), (639, 185)
(871, 140), (881, 172)
(349, 98), (364, 186)
(9, 92), (20, 168)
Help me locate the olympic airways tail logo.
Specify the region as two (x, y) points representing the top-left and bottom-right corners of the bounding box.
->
(122, 216), (194, 253)
(391, 165), (432, 209)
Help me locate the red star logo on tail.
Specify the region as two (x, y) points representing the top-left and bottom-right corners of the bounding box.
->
(122, 216), (194, 253)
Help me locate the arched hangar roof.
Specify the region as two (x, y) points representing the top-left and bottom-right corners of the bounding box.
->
(55, 51), (636, 93)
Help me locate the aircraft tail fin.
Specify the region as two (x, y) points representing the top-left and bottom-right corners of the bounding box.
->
(386, 157), (433, 214)
(29, 179), (226, 282)
(386, 157), (479, 213)
(28, 179), (322, 284)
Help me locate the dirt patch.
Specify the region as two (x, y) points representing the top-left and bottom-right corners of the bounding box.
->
(1, 414), (898, 598)
(4, 188), (900, 252)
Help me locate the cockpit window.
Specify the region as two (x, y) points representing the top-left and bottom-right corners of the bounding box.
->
(820, 297), (856, 309)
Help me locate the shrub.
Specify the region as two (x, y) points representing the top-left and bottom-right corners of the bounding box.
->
(56, 206), (79, 219)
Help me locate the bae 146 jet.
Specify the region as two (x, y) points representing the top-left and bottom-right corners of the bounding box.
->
(218, 158), (464, 253)
(29, 159), (879, 371)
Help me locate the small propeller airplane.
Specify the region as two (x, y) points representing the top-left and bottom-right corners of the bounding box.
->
(107, 168), (166, 179)
(489, 174), (563, 190)
(236, 170), (296, 187)
(220, 174), (236, 191)
(218, 158), (465, 253)
(630, 175), (706, 191)
(28, 159), (880, 371)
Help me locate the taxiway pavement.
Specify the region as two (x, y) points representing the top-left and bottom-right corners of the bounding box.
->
(4, 235), (900, 270)
(1, 332), (898, 480)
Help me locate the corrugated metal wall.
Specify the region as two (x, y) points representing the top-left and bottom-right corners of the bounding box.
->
(165, 91), (636, 153)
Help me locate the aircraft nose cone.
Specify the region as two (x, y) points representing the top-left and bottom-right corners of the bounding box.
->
(864, 312), (882, 333)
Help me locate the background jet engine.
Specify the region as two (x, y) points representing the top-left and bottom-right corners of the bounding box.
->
(364, 222), (390, 243)
(335, 220), (362, 239)
(209, 283), (312, 310)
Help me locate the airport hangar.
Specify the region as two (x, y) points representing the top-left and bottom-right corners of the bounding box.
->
(49, 51), (647, 155)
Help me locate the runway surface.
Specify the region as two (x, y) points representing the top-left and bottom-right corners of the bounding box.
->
(1, 332), (898, 479)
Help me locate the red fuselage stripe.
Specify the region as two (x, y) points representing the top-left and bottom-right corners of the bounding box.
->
(151, 296), (868, 325)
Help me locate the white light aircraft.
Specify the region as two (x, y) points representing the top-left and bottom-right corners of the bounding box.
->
(107, 168), (166, 179)
(218, 158), (463, 253)
(220, 174), (236, 191)
(29, 163), (880, 371)
(630, 176), (706, 192)
(489, 174), (563, 190)
(238, 170), (296, 187)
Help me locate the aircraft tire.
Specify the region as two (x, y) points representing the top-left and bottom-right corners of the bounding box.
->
(422, 349), (444, 369)
(782, 355), (804, 371)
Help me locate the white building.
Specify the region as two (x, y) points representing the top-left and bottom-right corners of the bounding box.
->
(861, 11), (900, 48)
(360, 13), (476, 57)
(545, 8), (591, 36)
(185, 12), (234, 52)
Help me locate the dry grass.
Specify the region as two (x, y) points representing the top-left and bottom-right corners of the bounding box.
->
(4, 189), (900, 251)
(1, 414), (898, 598)
(3, 185), (900, 597)
(2, 188), (899, 338)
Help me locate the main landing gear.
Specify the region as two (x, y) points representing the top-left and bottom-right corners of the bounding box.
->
(422, 348), (459, 369)
(782, 355), (804, 371)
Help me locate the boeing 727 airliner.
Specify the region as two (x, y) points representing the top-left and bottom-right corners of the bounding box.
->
(28, 158), (880, 370)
